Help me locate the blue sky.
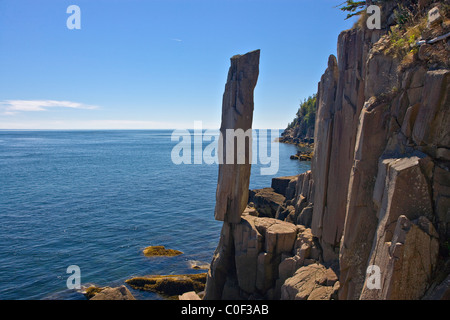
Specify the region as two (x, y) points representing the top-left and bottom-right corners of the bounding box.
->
(0, 0), (357, 130)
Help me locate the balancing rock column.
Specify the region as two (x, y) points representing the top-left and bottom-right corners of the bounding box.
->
(214, 50), (260, 224)
(205, 50), (260, 300)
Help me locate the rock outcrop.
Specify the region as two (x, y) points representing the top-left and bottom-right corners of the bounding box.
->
(281, 264), (339, 300)
(360, 215), (439, 300)
(205, 49), (265, 299)
(205, 213), (324, 299)
(314, 2), (449, 300)
(179, 291), (202, 300)
(249, 188), (286, 218)
(214, 49), (260, 224)
(206, 1), (449, 301)
(89, 286), (136, 300)
(143, 246), (183, 257)
(280, 94), (317, 144)
(126, 273), (207, 298)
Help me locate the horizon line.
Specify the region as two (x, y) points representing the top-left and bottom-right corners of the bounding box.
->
(0, 128), (285, 131)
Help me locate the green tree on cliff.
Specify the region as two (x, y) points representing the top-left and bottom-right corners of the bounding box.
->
(286, 94), (317, 138)
(338, 0), (383, 19)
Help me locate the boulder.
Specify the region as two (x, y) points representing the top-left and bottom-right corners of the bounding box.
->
(179, 291), (202, 300)
(427, 7), (442, 28)
(281, 264), (339, 300)
(188, 260), (210, 270)
(83, 286), (104, 299)
(271, 176), (297, 197)
(143, 246), (183, 257)
(126, 273), (207, 297)
(249, 188), (286, 218)
(90, 286), (136, 300)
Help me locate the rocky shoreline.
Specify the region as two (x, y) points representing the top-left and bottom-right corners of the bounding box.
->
(205, 1), (449, 301)
(277, 137), (314, 162)
(82, 1), (449, 301)
(81, 249), (210, 300)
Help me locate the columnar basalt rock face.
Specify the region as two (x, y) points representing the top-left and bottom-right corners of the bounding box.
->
(337, 61), (449, 300)
(309, 4), (449, 300)
(360, 215), (439, 300)
(311, 56), (338, 247)
(311, 27), (387, 263)
(207, 4), (450, 301)
(338, 97), (391, 300)
(357, 154), (437, 300)
(205, 214), (299, 299)
(271, 176), (298, 197)
(215, 50), (260, 224)
(205, 50), (260, 300)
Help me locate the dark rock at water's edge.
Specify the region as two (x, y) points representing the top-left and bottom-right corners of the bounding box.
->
(142, 245), (183, 257)
(188, 260), (210, 270)
(88, 285), (136, 300)
(126, 273), (207, 299)
(289, 150), (313, 162)
(278, 136), (314, 162)
(83, 286), (105, 299)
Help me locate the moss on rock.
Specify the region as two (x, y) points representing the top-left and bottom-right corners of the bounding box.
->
(142, 245), (183, 257)
(125, 273), (206, 298)
(83, 286), (105, 299)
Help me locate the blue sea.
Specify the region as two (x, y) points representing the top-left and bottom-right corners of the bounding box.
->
(0, 130), (310, 300)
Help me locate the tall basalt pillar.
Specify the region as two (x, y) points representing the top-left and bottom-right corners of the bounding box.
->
(215, 50), (260, 224)
(205, 50), (260, 300)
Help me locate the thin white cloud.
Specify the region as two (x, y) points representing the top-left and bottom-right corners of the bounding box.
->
(0, 100), (99, 114)
(171, 38), (183, 42)
(0, 119), (208, 130)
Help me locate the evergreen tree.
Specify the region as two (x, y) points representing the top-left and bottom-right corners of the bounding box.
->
(338, 0), (370, 19)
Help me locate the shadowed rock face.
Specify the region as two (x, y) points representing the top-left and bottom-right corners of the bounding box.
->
(215, 50), (260, 224)
(311, 5), (449, 300)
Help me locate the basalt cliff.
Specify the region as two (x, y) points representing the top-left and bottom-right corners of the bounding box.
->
(204, 1), (449, 300)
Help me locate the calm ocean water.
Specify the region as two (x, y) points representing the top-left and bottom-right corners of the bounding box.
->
(0, 130), (310, 300)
